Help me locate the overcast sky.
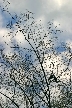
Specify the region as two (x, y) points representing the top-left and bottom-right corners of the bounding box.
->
(0, 0), (72, 75)
(0, 0), (72, 54)
(0, 0), (72, 44)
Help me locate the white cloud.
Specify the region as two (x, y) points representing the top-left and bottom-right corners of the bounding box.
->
(0, 0), (72, 69)
(0, 0), (72, 38)
(54, 0), (67, 7)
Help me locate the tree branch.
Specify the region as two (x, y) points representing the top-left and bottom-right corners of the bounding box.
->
(0, 92), (19, 108)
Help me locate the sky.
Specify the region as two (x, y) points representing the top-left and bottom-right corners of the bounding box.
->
(0, 0), (72, 46)
(0, 0), (72, 107)
(0, 0), (72, 88)
(0, 0), (72, 36)
(0, 0), (72, 81)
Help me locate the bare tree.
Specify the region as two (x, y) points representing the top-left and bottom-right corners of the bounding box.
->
(0, 1), (72, 108)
